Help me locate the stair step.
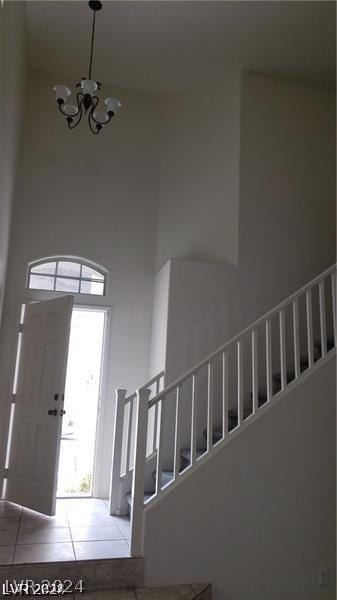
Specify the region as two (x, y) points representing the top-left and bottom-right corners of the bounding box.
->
(126, 491), (154, 509)
(315, 338), (335, 352)
(180, 448), (205, 469)
(152, 470), (174, 487)
(249, 391), (268, 407)
(203, 428), (222, 443)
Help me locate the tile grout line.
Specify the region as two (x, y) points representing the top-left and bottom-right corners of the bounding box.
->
(63, 499), (77, 563)
(12, 505), (24, 565)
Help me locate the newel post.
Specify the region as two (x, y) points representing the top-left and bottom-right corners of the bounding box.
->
(130, 387), (150, 557)
(109, 389), (127, 515)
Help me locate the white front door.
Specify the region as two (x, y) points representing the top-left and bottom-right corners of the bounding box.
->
(6, 296), (73, 515)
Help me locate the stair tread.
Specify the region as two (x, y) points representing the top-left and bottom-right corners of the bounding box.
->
(315, 338), (334, 350)
(126, 491), (154, 506)
(152, 470), (174, 487)
(180, 448), (205, 460)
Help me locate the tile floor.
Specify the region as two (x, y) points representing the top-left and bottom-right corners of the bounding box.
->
(0, 498), (131, 565)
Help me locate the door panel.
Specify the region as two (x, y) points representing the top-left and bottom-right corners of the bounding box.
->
(6, 296), (73, 515)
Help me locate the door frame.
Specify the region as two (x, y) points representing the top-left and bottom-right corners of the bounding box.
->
(3, 295), (111, 501)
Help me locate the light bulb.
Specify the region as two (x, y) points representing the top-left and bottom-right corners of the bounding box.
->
(81, 80), (98, 96)
(93, 111), (109, 124)
(53, 85), (71, 102)
(104, 97), (122, 114)
(62, 105), (78, 116)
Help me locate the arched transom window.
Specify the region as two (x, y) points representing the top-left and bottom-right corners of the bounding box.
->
(27, 258), (107, 296)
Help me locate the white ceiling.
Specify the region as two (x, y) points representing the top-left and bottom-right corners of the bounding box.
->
(27, 0), (336, 94)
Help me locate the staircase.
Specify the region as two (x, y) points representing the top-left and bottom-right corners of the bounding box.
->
(110, 264), (336, 557)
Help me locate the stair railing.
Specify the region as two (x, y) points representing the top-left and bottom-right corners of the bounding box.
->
(130, 264), (336, 556)
(109, 371), (164, 515)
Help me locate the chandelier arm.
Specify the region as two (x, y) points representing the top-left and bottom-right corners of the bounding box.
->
(87, 95), (102, 134)
(67, 94), (84, 129)
(58, 92), (82, 118)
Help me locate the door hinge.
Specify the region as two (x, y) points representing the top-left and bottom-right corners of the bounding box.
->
(11, 394), (16, 404)
(3, 468), (9, 478)
(18, 324), (24, 333)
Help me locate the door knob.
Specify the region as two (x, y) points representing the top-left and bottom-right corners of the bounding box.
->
(60, 409), (66, 416)
(48, 409), (58, 416)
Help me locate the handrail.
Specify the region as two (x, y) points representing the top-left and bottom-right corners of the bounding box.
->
(149, 264), (336, 408)
(140, 370), (165, 391)
(124, 370), (165, 404)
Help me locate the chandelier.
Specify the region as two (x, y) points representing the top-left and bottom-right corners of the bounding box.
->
(53, 1), (121, 135)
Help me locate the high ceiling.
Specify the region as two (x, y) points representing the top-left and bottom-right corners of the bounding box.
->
(27, 0), (336, 94)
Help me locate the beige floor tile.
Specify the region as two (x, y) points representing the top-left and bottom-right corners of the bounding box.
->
(74, 540), (130, 560)
(0, 502), (22, 519)
(13, 542), (75, 564)
(0, 518), (20, 531)
(0, 530), (18, 546)
(195, 588), (212, 599)
(20, 514), (69, 529)
(0, 545), (14, 565)
(17, 526), (71, 545)
(68, 514), (121, 528)
(71, 526), (124, 542)
(191, 584), (211, 594)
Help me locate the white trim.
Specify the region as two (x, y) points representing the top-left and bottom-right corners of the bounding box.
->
(91, 305), (111, 498)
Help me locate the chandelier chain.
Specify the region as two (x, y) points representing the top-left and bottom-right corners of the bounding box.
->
(88, 8), (97, 80)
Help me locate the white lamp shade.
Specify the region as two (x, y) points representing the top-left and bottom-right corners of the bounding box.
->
(104, 97), (122, 113)
(81, 79), (98, 95)
(62, 104), (78, 117)
(53, 85), (71, 101)
(93, 111), (109, 124)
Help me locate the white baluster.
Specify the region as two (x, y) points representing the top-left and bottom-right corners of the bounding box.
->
(191, 374), (197, 463)
(152, 376), (161, 454)
(306, 289), (314, 368)
(207, 362), (213, 452)
(222, 352), (228, 436)
(266, 319), (273, 401)
(251, 330), (258, 414)
(332, 272), (337, 347)
(152, 403), (158, 454)
(155, 398), (166, 496)
(109, 389), (127, 515)
(125, 398), (134, 473)
(173, 386), (181, 479)
(319, 280), (327, 359)
(130, 387), (150, 557)
(293, 299), (300, 379)
(237, 341), (243, 425)
(279, 310), (287, 391)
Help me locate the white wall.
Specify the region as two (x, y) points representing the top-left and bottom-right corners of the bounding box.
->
(0, 70), (161, 498)
(155, 74), (241, 271)
(237, 73), (336, 327)
(163, 74), (336, 387)
(149, 261), (171, 378)
(0, 2), (26, 326)
(143, 357), (336, 600)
